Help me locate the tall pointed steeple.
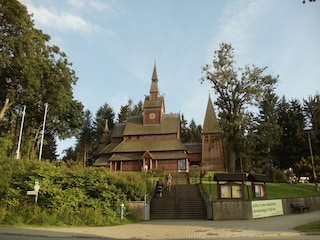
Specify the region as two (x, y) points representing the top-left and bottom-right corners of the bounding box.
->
(201, 94), (225, 172)
(143, 62), (165, 125)
(203, 95), (220, 134)
(150, 61), (160, 100)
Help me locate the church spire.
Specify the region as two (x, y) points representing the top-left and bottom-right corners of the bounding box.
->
(150, 61), (160, 100)
(202, 95), (220, 134)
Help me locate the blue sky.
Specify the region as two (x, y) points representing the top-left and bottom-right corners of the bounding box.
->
(19, 0), (320, 156)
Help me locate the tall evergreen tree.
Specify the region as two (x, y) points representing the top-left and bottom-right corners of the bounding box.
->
(180, 114), (188, 142)
(117, 99), (133, 123)
(131, 100), (143, 116)
(276, 98), (306, 169)
(76, 110), (94, 167)
(303, 94), (320, 157)
(256, 89), (281, 166)
(93, 103), (115, 150)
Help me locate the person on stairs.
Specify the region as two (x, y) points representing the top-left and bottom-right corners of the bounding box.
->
(156, 179), (164, 197)
(166, 173), (172, 191)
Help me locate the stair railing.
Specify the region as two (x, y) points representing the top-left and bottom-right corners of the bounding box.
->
(175, 171), (179, 206)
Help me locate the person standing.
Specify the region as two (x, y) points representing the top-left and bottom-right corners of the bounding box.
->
(156, 179), (164, 197)
(166, 173), (172, 191)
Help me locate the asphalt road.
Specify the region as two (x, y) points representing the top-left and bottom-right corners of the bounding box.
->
(1, 233), (320, 240)
(1, 210), (320, 239)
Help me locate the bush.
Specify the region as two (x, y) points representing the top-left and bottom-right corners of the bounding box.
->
(0, 158), (150, 226)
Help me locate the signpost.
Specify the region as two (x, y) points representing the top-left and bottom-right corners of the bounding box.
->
(27, 181), (40, 204)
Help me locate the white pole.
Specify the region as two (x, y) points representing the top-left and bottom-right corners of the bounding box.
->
(16, 105), (26, 159)
(39, 103), (48, 160)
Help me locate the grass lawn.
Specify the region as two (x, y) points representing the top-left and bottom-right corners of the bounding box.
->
(201, 180), (320, 200)
(294, 221), (320, 232)
(200, 178), (320, 232)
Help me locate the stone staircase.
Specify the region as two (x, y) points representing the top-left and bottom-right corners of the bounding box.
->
(150, 173), (207, 219)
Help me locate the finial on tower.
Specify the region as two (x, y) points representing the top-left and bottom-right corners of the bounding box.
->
(152, 60), (158, 81)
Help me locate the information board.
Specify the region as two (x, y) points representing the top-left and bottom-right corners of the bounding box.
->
(251, 199), (283, 219)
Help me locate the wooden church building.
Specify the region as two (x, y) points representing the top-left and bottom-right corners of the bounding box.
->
(93, 64), (225, 172)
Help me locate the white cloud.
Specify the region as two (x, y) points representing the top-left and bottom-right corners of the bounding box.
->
(20, 0), (103, 34)
(68, 0), (116, 14)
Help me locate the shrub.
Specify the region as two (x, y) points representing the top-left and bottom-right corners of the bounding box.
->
(0, 158), (150, 226)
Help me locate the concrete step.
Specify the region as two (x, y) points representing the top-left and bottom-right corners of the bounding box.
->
(150, 179), (207, 219)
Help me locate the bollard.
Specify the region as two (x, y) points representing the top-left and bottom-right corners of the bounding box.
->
(120, 202), (125, 220)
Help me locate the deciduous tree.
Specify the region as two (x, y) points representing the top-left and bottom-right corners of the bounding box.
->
(0, 0), (84, 158)
(201, 43), (278, 172)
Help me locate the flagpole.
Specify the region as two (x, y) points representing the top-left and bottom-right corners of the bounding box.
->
(16, 105), (26, 159)
(39, 103), (48, 160)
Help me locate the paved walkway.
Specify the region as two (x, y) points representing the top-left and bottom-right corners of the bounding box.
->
(0, 210), (320, 239)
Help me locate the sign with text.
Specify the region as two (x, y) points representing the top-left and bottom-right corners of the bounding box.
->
(251, 199), (283, 219)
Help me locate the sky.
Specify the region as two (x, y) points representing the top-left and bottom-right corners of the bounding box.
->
(19, 0), (320, 157)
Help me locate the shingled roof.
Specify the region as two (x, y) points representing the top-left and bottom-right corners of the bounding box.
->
(109, 151), (187, 161)
(214, 172), (247, 182)
(123, 114), (180, 135)
(112, 139), (186, 153)
(247, 173), (270, 182)
(143, 96), (164, 109)
(202, 96), (221, 134)
(184, 143), (202, 153)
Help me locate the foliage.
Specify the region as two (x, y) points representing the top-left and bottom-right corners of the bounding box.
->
(93, 103), (115, 151)
(255, 165), (287, 183)
(180, 115), (202, 143)
(0, 0), (84, 159)
(0, 158), (150, 226)
(75, 110), (94, 167)
(189, 165), (201, 183)
(201, 43), (278, 172)
(294, 156), (320, 182)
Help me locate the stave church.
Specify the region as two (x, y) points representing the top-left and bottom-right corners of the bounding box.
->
(93, 64), (225, 173)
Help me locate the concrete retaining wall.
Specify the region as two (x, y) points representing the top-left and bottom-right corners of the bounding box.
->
(129, 201), (146, 220)
(212, 196), (320, 220)
(130, 196), (320, 221)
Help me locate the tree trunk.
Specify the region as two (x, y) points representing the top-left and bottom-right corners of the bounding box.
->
(227, 141), (236, 172)
(0, 98), (12, 122)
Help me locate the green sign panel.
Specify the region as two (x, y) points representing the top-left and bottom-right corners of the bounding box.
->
(251, 199), (283, 219)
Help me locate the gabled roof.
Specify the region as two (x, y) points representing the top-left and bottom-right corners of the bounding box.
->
(112, 139), (186, 153)
(109, 153), (143, 161)
(109, 151), (188, 162)
(111, 123), (126, 138)
(93, 155), (111, 166)
(144, 96), (164, 108)
(95, 142), (120, 155)
(123, 114), (180, 135)
(203, 96), (221, 134)
(214, 172), (247, 182)
(248, 173), (270, 182)
(184, 143), (202, 153)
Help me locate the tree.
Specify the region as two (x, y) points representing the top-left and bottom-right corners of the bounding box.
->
(76, 110), (94, 167)
(201, 43), (278, 172)
(117, 99), (133, 123)
(93, 103), (115, 150)
(256, 89), (281, 166)
(303, 94), (320, 157)
(276, 97), (306, 169)
(62, 146), (76, 162)
(131, 100), (143, 116)
(180, 114), (188, 142)
(0, 0), (84, 158)
(117, 99), (144, 123)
